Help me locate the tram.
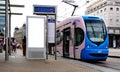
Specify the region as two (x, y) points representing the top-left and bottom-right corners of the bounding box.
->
(56, 16), (109, 61)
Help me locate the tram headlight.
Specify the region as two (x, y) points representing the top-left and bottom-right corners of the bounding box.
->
(87, 45), (91, 48)
(106, 46), (108, 48)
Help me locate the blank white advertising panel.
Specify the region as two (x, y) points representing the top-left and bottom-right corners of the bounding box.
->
(26, 16), (46, 59)
(28, 18), (44, 48)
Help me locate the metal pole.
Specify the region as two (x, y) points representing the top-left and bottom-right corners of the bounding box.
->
(55, 14), (57, 60)
(46, 15), (48, 60)
(5, 0), (9, 61)
(8, 0), (11, 55)
(74, 23), (76, 58)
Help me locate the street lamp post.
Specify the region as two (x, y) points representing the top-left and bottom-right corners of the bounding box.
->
(5, 0), (9, 61)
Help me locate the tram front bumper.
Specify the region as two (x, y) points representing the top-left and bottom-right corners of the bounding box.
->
(81, 48), (109, 61)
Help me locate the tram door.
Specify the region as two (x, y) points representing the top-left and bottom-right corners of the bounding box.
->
(63, 28), (70, 57)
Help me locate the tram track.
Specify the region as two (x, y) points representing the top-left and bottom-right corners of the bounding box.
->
(53, 53), (120, 72)
(58, 56), (120, 72)
(83, 57), (120, 71)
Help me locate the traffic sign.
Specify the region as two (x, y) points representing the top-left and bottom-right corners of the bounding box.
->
(33, 5), (56, 15)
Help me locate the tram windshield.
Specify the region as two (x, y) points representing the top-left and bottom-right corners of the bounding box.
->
(85, 20), (106, 43)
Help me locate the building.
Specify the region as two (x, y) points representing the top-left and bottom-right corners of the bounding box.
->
(0, 0), (5, 42)
(85, 0), (120, 48)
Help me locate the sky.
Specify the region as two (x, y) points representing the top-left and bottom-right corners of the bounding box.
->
(10, 0), (88, 37)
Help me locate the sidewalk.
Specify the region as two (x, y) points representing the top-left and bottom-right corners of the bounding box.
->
(0, 49), (101, 72)
(109, 48), (120, 57)
(0, 48), (119, 72)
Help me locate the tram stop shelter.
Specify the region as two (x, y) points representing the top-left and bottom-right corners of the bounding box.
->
(26, 5), (57, 60)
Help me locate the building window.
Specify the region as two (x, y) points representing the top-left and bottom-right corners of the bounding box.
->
(91, 9), (93, 12)
(100, 4), (103, 7)
(110, 19), (112, 21)
(97, 6), (99, 9)
(100, 10), (103, 13)
(109, 19), (113, 25)
(97, 11), (99, 14)
(116, 8), (119, 11)
(115, 2), (120, 5)
(116, 19), (119, 22)
(108, 29), (114, 33)
(88, 11), (89, 14)
(110, 7), (113, 11)
(110, 19), (113, 23)
(104, 8), (106, 11)
(104, 2), (107, 5)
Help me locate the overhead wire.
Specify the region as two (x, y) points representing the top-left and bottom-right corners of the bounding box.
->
(57, 0), (94, 19)
(60, 0), (88, 17)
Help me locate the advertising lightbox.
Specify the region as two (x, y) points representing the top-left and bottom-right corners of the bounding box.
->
(26, 16), (46, 59)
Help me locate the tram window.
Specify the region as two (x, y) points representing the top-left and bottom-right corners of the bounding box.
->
(60, 31), (63, 41)
(56, 30), (60, 44)
(56, 30), (63, 44)
(74, 28), (84, 46)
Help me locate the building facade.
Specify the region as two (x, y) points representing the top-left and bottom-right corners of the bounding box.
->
(85, 0), (120, 48)
(0, 0), (5, 42)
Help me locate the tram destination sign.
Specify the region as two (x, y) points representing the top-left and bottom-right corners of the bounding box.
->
(33, 5), (56, 15)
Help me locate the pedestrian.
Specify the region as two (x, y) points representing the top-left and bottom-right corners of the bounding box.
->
(22, 36), (26, 56)
(113, 40), (116, 49)
(3, 43), (11, 55)
(0, 42), (3, 53)
(11, 41), (16, 53)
